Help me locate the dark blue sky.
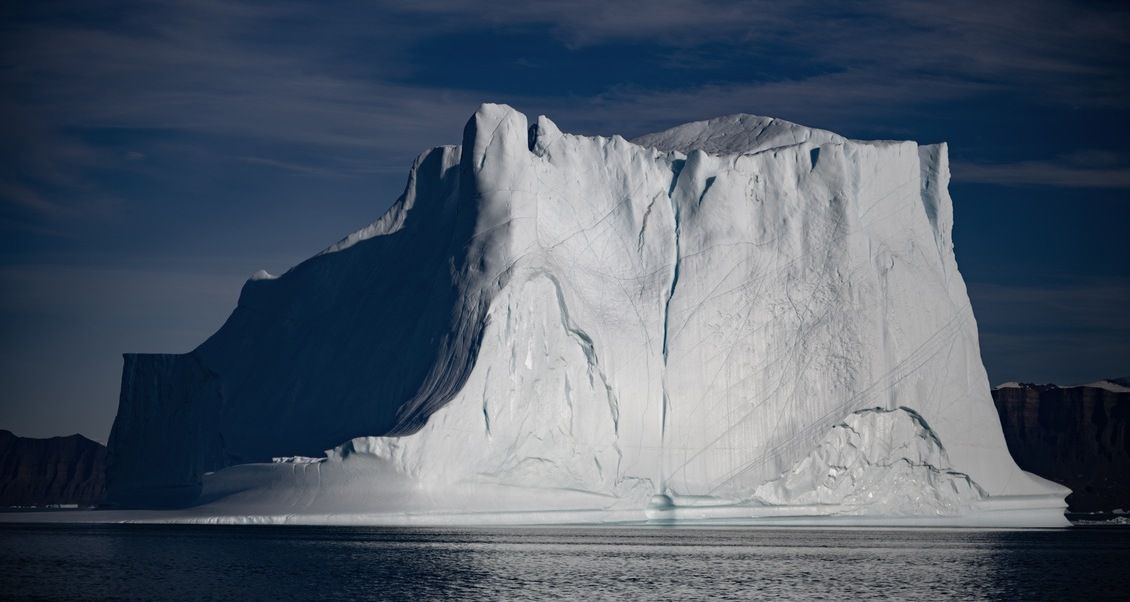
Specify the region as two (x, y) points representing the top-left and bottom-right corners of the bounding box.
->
(2, 1), (1128, 441)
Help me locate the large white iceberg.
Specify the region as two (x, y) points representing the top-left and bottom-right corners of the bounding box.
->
(105, 104), (1069, 526)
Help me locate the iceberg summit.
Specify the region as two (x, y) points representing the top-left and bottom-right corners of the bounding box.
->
(106, 104), (1069, 526)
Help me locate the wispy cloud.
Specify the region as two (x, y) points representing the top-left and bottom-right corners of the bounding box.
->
(536, 71), (993, 137)
(384, 0), (1130, 106)
(0, 174), (121, 219)
(970, 278), (1130, 331)
(235, 156), (398, 177)
(968, 277), (1130, 383)
(953, 158), (1130, 189)
(376, 0), (788, 45)
(1, 1), (482, 222)
(7, 0), (1126, 164)
(0, 181), (72, 217)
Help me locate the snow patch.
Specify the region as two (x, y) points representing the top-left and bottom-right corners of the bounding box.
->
(1073, 380), (1130, 393)
(633, 114), (844, 156)
(994, 380), (1130, 393)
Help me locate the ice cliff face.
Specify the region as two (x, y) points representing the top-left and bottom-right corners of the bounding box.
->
(106, 104), (1068, 525)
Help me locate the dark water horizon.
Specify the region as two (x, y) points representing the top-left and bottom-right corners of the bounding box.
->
(2, 523), (1128, 600)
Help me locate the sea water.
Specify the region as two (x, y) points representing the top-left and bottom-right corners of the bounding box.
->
(2, 524), (1127, 600)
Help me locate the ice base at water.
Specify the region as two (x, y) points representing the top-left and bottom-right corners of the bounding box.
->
(88, 407), (1065, 527)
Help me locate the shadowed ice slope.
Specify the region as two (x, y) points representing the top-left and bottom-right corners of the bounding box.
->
(105, 104), (1068, 525)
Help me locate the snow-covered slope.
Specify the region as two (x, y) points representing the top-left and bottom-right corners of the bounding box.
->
(105, 104), (1068, 526)
(634, 114), (844, 156)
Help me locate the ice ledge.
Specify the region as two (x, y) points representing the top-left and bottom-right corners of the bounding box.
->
(88, 406), (1066, 527)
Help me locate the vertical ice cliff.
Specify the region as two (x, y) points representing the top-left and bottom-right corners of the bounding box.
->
(106, 104), (1068, 525)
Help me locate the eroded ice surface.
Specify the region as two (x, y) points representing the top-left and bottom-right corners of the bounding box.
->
(103, 104), (1069, 526)
(753, 407), (986, 515)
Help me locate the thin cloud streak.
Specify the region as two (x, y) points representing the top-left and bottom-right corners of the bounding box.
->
(7, 0), (1127, 177)
(969, 279), (1130, 332)
(969, 278), (1129, 384)
(386, 0), (1130, 106)
(536, 72), (993, 137)
(954, 161), (1130, 189)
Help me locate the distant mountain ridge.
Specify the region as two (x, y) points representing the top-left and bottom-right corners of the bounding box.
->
(991, 379), (1129, 513)
(0, 430), (106, 508)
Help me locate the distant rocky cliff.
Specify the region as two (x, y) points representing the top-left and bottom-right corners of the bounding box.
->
(0, 430), (106, 507)
(992, 380), (1129, 513)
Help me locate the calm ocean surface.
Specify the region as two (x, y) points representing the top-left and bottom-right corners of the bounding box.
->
(1, 524), (1127, 600)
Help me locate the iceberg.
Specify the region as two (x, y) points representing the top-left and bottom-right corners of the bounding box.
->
(104, 104), (1069, 526)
